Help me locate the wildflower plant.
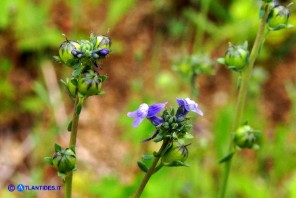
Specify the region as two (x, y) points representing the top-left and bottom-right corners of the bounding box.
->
(128, 98), (203, 197)
(44, 34), (112, 198)
(217, 1), (293, 197)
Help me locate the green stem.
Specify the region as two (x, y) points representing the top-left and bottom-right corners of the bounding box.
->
(191, 72), (199, 97)
(65, 96), (81, 198)
(134, 140), (169, 198)
(193, 0), (211, 53)
(218, 4), (271, 198)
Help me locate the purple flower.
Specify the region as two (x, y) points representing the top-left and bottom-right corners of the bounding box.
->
(176, 98), (203, 117)
(127, 102), (167, 127)
(98, 48), (109, 56)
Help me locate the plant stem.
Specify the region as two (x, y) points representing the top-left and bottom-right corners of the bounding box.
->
(134, 139), (169, 198)
(218, 4), (271, 198)
(65, 96), (81, 198)
(191, 72), (199, 97)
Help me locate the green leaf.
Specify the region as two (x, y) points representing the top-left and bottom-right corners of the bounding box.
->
(217, 58), (225, 65)
(137, 161), (148, 173)
(72, 67), (83, 77)
(67, 120), (72, 132)
(70, 145), (76, 153)
(219, 151), (235, 163)
(75, 96), (85, 115)
(57, 172), (67, 181)
(184, 133), (194, 139)
(161, 143), (173, 156)
(60, 79), (67, 87)
(70, 78), (78, 86)
(54, 143), (62, 152)
(44, 157), (53, 165)
(287, 24), (294, 28)
(100, 75), (108, 82)
(153, 135), (163, 143)
(142, 155), (154, 161)
(76, 103), (82, 115)
(53, 56), (61, 62)
(97, 91), (106, 95)
(259, 6), (265, 19)
(163, 160), (190, 167)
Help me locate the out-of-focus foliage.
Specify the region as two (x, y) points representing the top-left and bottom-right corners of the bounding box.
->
(1, 0), (296, 197)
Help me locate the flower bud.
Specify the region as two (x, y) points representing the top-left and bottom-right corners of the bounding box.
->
(52, 147), (76, 174)
(268, 5), (290, 30)
(65, 78), (78, 98)
(92, 35), (111, 58)
(234, 125), (260, 149)
(78, 70), (102, 96)
(80, 40), (93, 57)
(59, 40), (82, 66)
(161, 144), (189, 164)
(224, 43), (249, 70)
(93, 35), (111, 50)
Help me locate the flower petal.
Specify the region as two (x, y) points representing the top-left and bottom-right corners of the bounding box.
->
(177, 98), (203, 116)
(185, 98), (203, 116)
(132, 117), (145, 128)
(127, 111), (137, 118)
(176, 98), (186, 108)
(147, 102), (167, 117)
(127, 103), (149, 127)
(148, 116), (164, 126)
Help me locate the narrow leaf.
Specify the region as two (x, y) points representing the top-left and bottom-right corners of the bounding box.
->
(54, 143), (62, 152)
(44, 157), (53, 165)
(219, 151), (235, 163)
(67, 120), (72, 132)
(217, 58), (226, 65)
(137, 161), (148, 173)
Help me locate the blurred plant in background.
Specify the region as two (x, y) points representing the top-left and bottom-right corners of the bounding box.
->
(0, 0), (296, 197)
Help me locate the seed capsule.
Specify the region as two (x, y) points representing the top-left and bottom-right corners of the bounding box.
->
(59, 40), (82, 66)
(93, 35), (111, 50)
(224, 43), (249, 70)
(268, 5), (290, 30)
(161, 144), (189, 164)
(52, 148), (76, 174)
(234, 125), (259, 149)
(92, 35), (111, 58)
(78, 70), (102, 96)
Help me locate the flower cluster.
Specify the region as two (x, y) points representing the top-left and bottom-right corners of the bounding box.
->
(55, 34), (111, 99)
(128, 98), (203, 167)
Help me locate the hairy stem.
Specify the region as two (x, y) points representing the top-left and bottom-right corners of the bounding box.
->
(134, 139), (169, 198)
(65, 96), (81, 198)
(219, 4), (271, 198)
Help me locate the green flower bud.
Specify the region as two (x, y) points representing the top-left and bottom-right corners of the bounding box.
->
(224, 42), (249, 70)
(91, 35), (112, 58)
(268, 5), (291, 31)
(78, 70), (102, 96)
(80, 40), (93, 57)
(52, 147), (76, 174)
(161, 144), (189, 164)
(93, 35), (111, 50)
(234, 125), (260, 149)
(66, 78), (78, 98)
(59, 40), (82, 66)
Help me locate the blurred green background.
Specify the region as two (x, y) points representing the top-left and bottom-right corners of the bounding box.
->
(0, 0), (296, 197)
